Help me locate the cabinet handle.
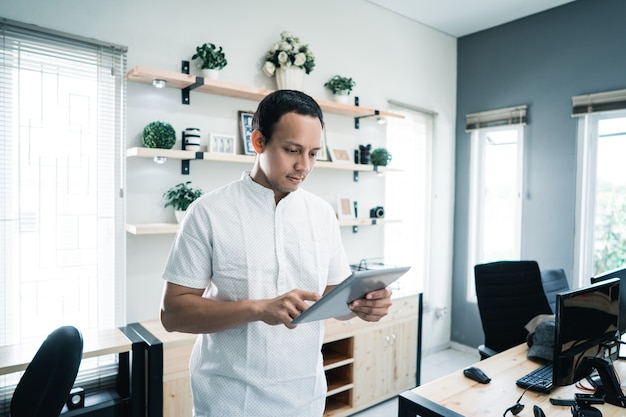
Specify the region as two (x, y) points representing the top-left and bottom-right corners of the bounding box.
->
(391, 333), (396, 345)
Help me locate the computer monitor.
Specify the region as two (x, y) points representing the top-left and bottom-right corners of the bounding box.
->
(591, 266), (626, 333)
(552, 277), (620, 387)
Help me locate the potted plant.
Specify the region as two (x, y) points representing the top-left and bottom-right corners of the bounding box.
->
(324, 75), (356, 104)
(163, 181), (203, 223)
(142, 121), (176, 149)
(262, 31), (315, 90)
(192, 42), (228, 80)
(370, 147), (392, 167)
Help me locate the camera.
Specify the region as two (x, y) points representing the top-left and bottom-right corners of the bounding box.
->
(370, 206), (385, 218)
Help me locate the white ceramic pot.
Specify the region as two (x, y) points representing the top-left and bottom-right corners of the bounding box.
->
(184, 128), (201, 151)
(201, 69), (220, 80)
(334, 92), (350, 105)
(174, 210), (186, 224)
(275, 67), (305, 90)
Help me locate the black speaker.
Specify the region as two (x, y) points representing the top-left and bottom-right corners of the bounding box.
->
(67, 386), (85, 410)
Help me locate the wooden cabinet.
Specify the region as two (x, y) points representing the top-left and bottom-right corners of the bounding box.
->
(140, 292), (421, 417)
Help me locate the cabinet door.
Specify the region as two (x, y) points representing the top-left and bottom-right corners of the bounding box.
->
(352, 318), (418, 407)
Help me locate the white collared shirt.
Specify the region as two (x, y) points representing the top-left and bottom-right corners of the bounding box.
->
(162, 172), (351, 417)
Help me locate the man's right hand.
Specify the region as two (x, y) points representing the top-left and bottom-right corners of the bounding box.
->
(258, 289), (321, 329)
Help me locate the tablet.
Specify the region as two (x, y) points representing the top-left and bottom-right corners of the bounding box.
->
(291, 266), (410, 324)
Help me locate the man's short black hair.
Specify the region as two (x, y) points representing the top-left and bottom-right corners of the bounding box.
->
(252, 90), (324, 145)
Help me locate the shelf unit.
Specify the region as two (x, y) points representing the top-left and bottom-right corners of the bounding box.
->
(126, 65), (405, 121)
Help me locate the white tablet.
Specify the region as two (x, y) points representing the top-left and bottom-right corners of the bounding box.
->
(291, 266), (410, 324)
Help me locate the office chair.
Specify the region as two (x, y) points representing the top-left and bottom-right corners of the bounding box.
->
(11, 325), (83, 417)
(540, 268), (570, 314)
(474, 261), (553, 359)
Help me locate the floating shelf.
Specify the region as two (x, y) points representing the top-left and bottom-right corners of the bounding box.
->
(126, 218), (400, 235)
(126, 147), (400, 173)
(126, 65), (405, 120)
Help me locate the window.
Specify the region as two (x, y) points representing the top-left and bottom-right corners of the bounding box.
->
(465, 106), (526, 300)
(574, 109), (626, 286)
(0, 18), (126, 402)
(383, 104), (433, 294)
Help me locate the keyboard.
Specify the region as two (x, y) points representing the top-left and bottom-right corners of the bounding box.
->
(515, 363), (554, 393)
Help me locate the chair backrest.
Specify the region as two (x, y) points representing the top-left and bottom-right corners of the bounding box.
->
(11, 325), (83, 417)
(474, 260), (553, 353)
(540, 268), (570, 313)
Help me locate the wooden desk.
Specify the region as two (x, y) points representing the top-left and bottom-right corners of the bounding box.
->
(399, 344), (626, 417)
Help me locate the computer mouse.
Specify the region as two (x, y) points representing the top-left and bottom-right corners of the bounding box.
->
(463, 366), (491, 383)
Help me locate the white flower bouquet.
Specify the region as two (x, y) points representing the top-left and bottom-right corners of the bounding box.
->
(262, 31), (315, 77)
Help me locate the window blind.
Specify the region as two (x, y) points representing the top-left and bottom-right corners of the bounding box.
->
(0, 17), (127, 408)
(465, 105), (527, 132)
(572, 88), (626, 116)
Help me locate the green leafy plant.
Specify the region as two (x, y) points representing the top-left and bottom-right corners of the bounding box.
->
(192, 42), (228, 70)
(163, 181), (203, 211)
(262, 31), (315, 77)
(370, 147), (392, 166)
(142, 121), (176, 149)
(324, 75), (356, 95)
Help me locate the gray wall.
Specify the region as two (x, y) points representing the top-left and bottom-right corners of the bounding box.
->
(452, 0), (626, 347)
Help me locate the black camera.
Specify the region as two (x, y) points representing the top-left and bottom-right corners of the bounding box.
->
(370, 206), (385, 218)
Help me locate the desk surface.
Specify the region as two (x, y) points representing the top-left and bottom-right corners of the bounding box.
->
(0, 327), (132, 376)
(406, 344), (626, 416)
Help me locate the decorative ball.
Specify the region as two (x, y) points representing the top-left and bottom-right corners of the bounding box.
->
(142, 121), (176, 149)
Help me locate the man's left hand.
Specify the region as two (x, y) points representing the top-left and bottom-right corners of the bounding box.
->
(348, 288), (393, 322)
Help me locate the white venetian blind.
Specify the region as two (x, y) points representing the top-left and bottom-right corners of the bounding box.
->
(572, 88), (626, 116)
(0, 18), (127, 347)
(466, 105), (527, 131)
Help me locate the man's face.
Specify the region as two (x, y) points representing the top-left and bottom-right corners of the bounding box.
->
(253, 112), (322, 202)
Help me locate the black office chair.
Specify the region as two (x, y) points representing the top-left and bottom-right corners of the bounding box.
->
(540, 268), (570, 314)
(474, 261), (553, 360)
(11, 325), (83, 417)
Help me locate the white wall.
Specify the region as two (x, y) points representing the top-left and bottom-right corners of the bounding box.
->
(0, 0), (457, 352)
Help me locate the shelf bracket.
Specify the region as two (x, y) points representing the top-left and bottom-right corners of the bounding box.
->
(354, 110), (380, 129)
(352, 226), (359, 233)
(180, 60), (203, 105)
(353, 171), (359, 182)
(181, 152), (204, 175)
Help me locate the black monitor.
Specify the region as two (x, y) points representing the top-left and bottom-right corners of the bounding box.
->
(591, 266), (626, 333)
(552, 277), (620, 386)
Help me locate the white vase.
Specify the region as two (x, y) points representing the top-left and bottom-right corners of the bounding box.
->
(201, 69), (220, 80)
(275, 67), (305, 90)
(174, 210), (186, 224)
(334, 92), (350, 105)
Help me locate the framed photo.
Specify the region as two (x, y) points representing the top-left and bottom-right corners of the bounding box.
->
(209, 133), (236, 154)
(337, 197), (356, 219)
(238, 111), (256, 155)
(316, 129), (330, 162)
(329, 147), (352, 163)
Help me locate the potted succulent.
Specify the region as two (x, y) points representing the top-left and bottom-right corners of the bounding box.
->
(142, 121), (176, 149)
(262, 31), (315, 90)
(192, 42), (228, 80)
(324, 75), (356, 104)
(370, 147), (392, 167)
(163, 181), (203, 223)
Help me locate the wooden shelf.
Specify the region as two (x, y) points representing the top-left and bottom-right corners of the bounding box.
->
(126, 147), (400, 173)
(126, 65), (404, 120)
(126, 218), (400, 235)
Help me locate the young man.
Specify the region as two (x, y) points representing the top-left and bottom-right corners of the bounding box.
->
(160, 90), (392, 416)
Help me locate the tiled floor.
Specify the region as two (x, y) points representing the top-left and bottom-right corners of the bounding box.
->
(351, 345), (480, 416)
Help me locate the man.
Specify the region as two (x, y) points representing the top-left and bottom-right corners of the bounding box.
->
(160, 90), (392, 416)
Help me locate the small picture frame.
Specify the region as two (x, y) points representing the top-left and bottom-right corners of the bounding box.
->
(337, 197), (356, 219)
(316, 129), (330, 162)
(329, 147), (352, 163)
(209, 133), (236, 154)
(239, 111), (256, 155)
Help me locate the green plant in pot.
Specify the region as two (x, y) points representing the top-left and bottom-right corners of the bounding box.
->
(192, 42), (228, 79)
(324, 75), (356, 104)
(370, 147), (392, 167)
(163, 181), (203, 223)
(142, 121), (176, 149)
